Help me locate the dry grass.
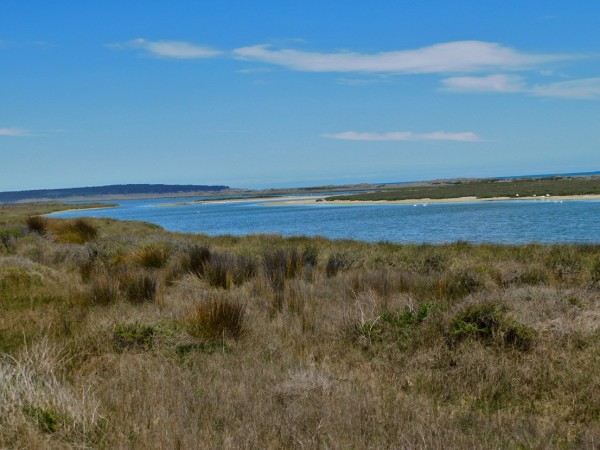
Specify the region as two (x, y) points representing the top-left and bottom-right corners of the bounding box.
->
(1, 205), (600, 448)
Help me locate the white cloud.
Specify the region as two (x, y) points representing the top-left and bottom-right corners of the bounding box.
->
(0, 128), (28, 137)
(112, 39), (221, 59)
(233, 41), (570, 74)
(322, 131), (481, 142)
(531, 77), (600, 99)
(441, 74), (526, 93)
(442, 74), (600, 99)
(236, 67), (273, 74)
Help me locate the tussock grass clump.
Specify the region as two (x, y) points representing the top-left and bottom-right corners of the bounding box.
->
(326, 253), (346, 277)
(88, 275), (119, 306)
(26, 215), (49, 235)
(182, 247), (257, 289)
(163, 244), (210, 285)
(186, 296), (245, 341)
(119, 270), (158, 304)
(132, 243), (171, 269)
(51, 218), (98, 244)
(187, 244), (211, 275)
(263, 247), (310, 290)
(198, 252), (257, 289)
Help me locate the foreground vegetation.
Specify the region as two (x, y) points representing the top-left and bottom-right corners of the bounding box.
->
(0, 203), (599, 448)
(326, 175), (600, 201)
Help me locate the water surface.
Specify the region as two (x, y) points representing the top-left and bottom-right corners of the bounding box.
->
(51, 196), (600, 244)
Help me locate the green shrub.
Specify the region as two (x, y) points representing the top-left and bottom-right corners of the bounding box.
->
(24, 405), (61, 433)
(450, 302), (506, 341)
(450, 302), (535, 350)
(381, 304), (430, 328)
(186, 297), (245, 341)
(113, 322), (156, 351)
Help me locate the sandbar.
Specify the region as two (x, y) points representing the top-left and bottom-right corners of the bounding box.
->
(269, 194), (600, 206)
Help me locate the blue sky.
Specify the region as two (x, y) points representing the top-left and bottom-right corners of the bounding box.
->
(1, 1), (599, 191)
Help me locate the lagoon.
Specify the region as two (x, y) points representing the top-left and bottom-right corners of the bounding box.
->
(51, 196), (600, 244)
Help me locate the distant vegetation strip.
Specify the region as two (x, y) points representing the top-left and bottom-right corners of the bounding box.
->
(0, 184), (230, 203)
(325, 176), (600, 201)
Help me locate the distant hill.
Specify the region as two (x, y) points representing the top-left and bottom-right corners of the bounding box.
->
(0, 184), (230, 203)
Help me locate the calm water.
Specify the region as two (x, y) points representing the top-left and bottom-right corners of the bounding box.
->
(51, 196), (600, 244)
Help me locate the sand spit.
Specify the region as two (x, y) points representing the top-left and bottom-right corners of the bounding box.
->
(45, 205), (117, 215)
(269, 194), (600, 206)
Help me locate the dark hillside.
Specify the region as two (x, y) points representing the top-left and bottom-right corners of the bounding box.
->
(0, 184), (230, 203)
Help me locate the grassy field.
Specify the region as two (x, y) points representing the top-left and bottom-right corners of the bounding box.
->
(0, 203), (599, 448)
(326, 176), (600, 201)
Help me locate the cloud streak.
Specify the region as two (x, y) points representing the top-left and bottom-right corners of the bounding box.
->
(322, 131), (481, 142)
(234, 41), (571, 74)
(0, 128), (29, 137)
(442, 74), (526, 93)
(442, 74), (600, 99)
(111, 39), (221, 59)
(531, 77), (600, 99)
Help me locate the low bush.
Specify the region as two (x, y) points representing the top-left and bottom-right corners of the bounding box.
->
(113, 322), (156, 351)
(24, 405), (62, 433)
(381, 304), (430, 328)
(449, 302), (534, 351)
(186, 297), (245, 341)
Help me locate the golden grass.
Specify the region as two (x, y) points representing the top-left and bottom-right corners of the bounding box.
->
(0, 204), (599, 448)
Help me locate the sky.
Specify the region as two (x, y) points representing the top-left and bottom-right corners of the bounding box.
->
(1, 1), (599, 191)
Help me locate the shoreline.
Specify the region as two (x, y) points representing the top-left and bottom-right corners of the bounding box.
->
(45, 205), (118, 216)
(44, 193), (600, 212)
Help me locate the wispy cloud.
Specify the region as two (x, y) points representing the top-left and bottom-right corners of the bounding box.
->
(336, 77), (392, 86)
(110, 39), (221, 59)
(442, 74), (600, 99)
(322, 131), (482, 142)
(236, 67), (273, 74)
(0, 128), (29, 137)
(531, 77), (600, 99)
(442, 74), (526, 93)
(234, 41), (571, 74)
